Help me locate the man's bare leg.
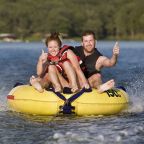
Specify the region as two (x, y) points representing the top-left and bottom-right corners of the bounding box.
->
(88, 74), (115, 93)
(97, 79), (115, 93)
(88, 73), (102, 88)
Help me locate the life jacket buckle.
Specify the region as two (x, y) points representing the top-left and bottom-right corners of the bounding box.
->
(49, 61), (59, 65)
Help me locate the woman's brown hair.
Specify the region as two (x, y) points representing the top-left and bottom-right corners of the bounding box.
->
(45, 32), (62, 47)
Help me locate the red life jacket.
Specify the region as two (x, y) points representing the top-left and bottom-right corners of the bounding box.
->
(47, 45), (85, 72)
(48, 45), (73, 64)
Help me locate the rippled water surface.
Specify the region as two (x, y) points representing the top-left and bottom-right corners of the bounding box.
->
(0, 41), (144, 144)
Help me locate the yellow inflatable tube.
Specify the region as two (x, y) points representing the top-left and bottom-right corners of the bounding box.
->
(7, 85), (129, 116)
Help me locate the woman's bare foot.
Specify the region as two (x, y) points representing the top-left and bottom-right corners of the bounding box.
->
(98, 79), (115, 93)
(30, 76), (44, 93)
(54, 84), (62, 93)
(54, 86), (62, 93)
(83, 83), (90, 89)
(71, 85), (79, 93)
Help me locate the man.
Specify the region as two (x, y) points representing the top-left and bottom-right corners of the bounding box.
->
(30, 30), (119, 93)
(74, 30), (120, 93)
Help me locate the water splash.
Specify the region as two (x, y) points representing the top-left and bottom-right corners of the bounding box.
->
(126, 72), (144, 113)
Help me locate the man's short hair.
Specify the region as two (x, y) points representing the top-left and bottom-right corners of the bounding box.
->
(82, 30), (96, 40)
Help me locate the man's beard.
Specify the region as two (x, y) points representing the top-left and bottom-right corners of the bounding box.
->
(84, 45), (94, 53)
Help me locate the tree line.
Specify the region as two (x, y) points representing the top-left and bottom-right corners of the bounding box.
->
(0, 0), (144, 40)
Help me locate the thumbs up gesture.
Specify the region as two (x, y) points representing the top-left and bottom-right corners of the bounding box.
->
(113, 42), (120, 56)
(39, 49), (48, 64)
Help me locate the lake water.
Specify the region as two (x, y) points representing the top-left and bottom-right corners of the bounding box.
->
(0, 41), (144, 144)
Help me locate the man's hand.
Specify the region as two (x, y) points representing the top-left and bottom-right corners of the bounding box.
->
(113, 42), (120, 56)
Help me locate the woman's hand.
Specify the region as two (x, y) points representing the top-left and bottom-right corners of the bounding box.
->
(39, 49), (48, 64)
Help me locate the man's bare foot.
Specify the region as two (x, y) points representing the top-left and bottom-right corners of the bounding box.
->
(30, 76), (44, 93)
(98, 79), (115, 93)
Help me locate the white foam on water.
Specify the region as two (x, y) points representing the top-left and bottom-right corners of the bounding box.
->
(126, 78), (144, 113)
(115, 130), (129, 143)
(52, 131), (106, 144)
(53, 133), (65, 139)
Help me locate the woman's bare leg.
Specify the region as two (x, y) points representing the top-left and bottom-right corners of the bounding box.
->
(62, 61), (78, 92)
(48, 65), (62, 92)
(56, 71), (69, 88)
(30, 75), (44, 93)
(66, 50), (90, 89)
(39, 73), (50, 88)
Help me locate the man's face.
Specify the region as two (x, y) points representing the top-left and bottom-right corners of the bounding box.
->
(82, 34), (96, 54)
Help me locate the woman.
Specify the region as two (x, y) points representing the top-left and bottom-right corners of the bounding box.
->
(30, 33), (90, 93)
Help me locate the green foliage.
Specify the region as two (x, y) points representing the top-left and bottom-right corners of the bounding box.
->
(0, 0), (144, 40)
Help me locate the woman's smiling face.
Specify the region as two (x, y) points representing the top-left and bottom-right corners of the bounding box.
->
(48, 40), (60, 56)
